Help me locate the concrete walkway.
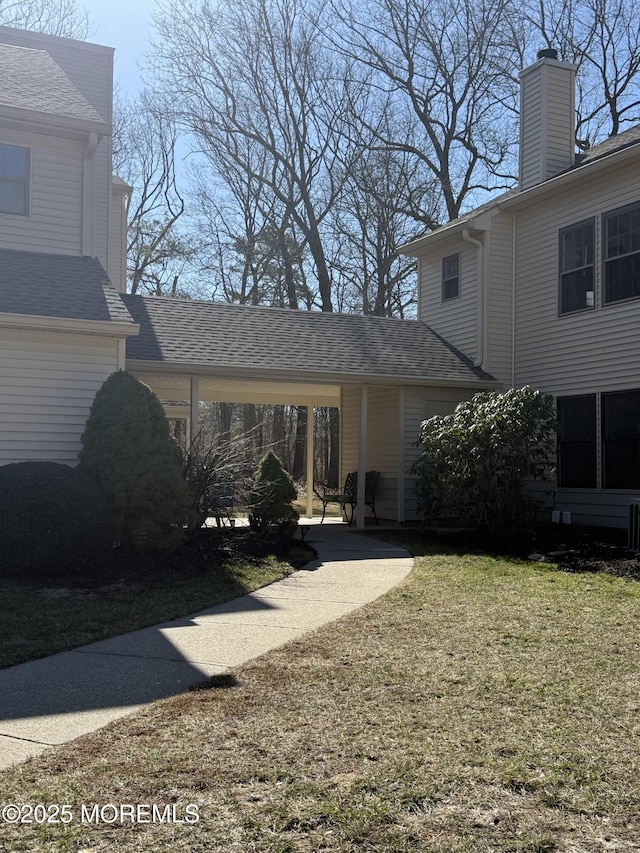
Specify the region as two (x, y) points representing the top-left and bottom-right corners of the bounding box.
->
(0, 520), (412, 770)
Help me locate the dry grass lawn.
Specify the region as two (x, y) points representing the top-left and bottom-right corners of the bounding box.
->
(2, 535), (640, 852)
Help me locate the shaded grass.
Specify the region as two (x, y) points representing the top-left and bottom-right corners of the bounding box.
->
(0, 556), (293, 670)
(2, 536), (640, 851)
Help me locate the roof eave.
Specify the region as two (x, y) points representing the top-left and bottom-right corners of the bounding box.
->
(0, 104), (110, 137)
(399, 138), (640, 256)
(498, 141), (640, 212)
(125, 357), (497, 389)
(0, 312), (139, 338)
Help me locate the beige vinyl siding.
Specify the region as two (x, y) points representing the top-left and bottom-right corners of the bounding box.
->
(519, 69), (543, 187)
(0, 328), (118, 466)
(339, 385), (399, 521)
(552, 489), (640, 529)
(418, 240), (478, 363)
(514, 162), (640, 529)
(485, 215), (514, 385)
(0, 128), (83, 255)
(519, 60), (575, 189)
(514, 167), (640, 394)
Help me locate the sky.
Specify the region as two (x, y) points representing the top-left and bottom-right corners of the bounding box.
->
(82, 0), (155, 96)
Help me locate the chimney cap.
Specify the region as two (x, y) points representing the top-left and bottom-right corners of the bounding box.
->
(537, 48), (559, 60)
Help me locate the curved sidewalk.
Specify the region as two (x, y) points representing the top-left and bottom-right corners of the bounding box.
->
(0, 521), (412, 770)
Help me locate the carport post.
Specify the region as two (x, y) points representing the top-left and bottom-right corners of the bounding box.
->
(306, 405), (314, 519)
(356, 386), (368, 529)
(189, 377), (199, 449)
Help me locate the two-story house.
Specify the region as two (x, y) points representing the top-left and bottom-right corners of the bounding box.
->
(0, 26), (497, 527)
(0, 24), (138, 467)
(400, 49), (640, 528)
(4, 28), (640, 530)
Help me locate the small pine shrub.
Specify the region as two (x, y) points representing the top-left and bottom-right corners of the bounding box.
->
(0, 461), (112, 578)
(78, 371), (188, 552)
(249, 451), (299, 537)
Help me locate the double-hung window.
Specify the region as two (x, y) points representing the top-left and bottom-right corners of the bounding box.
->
(559, 219), (594, 314)
(442, 253), (459, 301)
(601, 390), (640, 489)
(603, 202), (640, 304)
(0, 143), (30, 216)
(557, 395), (597, 488)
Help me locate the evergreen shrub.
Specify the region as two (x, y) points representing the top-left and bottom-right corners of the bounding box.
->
(411, 386), (556, 533)
(0, 461), (111, 577)
(79, 370), (188, 551)
(249, 451), (299, 537)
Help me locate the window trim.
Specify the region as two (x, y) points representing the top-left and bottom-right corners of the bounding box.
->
(441, 252), (460, 302)
(556, 394), (597, 489)
(558, 217), (595, 316)
(0, 142), (31, 217)
(602, 200), (640, 306)
(601, 388), (640, 490)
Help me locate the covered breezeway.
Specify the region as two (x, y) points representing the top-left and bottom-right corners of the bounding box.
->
(122, 295), (498, 528)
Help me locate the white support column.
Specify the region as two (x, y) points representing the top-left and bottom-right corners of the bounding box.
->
(189, 377), (199, 450)
(306, 405), (314, 519)
(397, 387), (406, 523)
(356, 385), (368, 529)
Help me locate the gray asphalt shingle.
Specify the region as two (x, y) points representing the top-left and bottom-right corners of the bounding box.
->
(0, 248), (134, 325)
(121, 295), (493, 383)
(0, 43), (104, 123)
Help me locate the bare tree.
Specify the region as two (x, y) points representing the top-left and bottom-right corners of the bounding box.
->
(152, 0), (363, 313)
(332, 0), (522, 223)
(0, 0), (90, 37)
(113, 91), (194, 296)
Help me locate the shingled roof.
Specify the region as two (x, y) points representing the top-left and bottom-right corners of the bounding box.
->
(121, 295), (494, 385)
(0, 248), (135, 325)
(0, 43), (104, 123)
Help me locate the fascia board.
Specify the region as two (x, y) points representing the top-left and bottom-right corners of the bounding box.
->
(125, 358), (498, 389)
(0, 105), (110, 138)
(0, 312), (139, 338)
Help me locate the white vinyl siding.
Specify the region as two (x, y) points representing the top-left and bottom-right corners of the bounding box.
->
(519, 59), (575, 190)
(485, 216), (514, 385)
(514, 169), (640, 395)
(0, 329), (119, 466)
(419, 240), (478, 363)
(0, 128), (83, 255)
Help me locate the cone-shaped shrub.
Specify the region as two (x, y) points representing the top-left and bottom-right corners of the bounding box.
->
(249, 450), (299, 536)
(79, 370), (188, 551)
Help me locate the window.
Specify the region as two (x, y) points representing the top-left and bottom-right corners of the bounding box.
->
(559, 219), (594, 314)
(0, 143), (30, 216)
(557, 395), (597, 488)
(602, 390), (640, 489)
(442, 253), (459, 301)
(603, 202), (640, 304)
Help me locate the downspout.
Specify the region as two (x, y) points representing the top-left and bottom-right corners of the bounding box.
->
(511, 212), (517, 389)
(462, 228), (485, 370)
(82, 131), (99, 258)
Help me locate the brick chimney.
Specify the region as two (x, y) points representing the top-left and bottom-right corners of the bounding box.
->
(519, 49), (578, 190)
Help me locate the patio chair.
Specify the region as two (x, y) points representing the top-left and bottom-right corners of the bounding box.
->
(207, 482), (235, 527)
(320, 470), (380, 525)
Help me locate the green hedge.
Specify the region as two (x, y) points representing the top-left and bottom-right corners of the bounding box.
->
(0, 461), (112, 578)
